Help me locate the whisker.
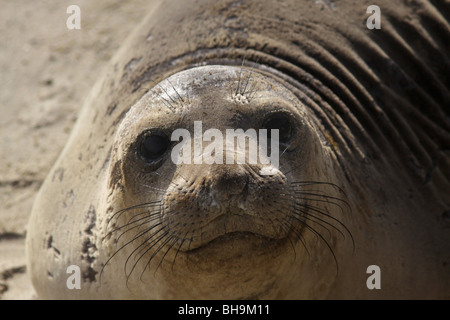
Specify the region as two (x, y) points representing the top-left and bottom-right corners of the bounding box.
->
(106, 212), (159, 239)
(107, 200), (162, 226)
(153, 234), (178, 276)
(125, 208), (161, 225)
(136, 230), (171, 281)
(234, 55), (246, 96)
(227, 75), (234, 100)
(186, 89), (191, 104)
(167, 78), (185, 108)
(294, 195), (347, 214)
(160, 96), (176, 112)
(283, 218), (310, 258)
(128, 224), (166, 264)
(99, 221), (162, 283)
(296, 202), (354, 248)
(291, 215), (339, 275)
(293, 191), (351, 209)
(279, 144), (290, 158)
(290, 181), (346, 194)
(171, 230), (190, 272)
(116, 215), (161, 243)
(241, 69), (252, 96)
(142, 184), (167, 194)
(159, 84), (178, 106)
(125, 225), (167, 283)
(174, 171), (189, 183)
(152, 171), (181, 187)
(294, 208), (337, 240)
(280, 221), (298, 260)
(247, 80), (259, 101)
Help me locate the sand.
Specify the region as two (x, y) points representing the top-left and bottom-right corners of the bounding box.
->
(0, 0), (154, 299)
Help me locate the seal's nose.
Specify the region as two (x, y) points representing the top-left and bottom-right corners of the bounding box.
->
(209, 165), (248, 197)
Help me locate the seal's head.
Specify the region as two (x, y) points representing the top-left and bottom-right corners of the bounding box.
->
(99, 65), (351, 299)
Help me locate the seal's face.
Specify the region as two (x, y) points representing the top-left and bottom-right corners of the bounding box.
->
(102, 66), (350, 298)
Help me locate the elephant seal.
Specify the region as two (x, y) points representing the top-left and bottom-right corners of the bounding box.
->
(26, 0), (450, 299)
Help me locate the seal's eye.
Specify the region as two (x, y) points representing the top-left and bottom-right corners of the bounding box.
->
(139, 133), (170, 162)
(263, 113), (293, 145)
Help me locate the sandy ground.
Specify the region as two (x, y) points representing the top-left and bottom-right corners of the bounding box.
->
(0, 0), (154, 299)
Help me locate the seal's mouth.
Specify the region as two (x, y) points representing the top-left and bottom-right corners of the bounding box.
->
(174, 213), (290, 253)
(183, 230), (286, 257)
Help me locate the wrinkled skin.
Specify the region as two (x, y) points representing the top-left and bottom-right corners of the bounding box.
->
(26, 0), (449, 299)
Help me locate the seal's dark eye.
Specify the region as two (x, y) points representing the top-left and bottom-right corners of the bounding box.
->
(263, 113), (293, 145)
(139, 133), (170, 162)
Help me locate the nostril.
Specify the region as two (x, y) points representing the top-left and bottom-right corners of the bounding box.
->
(215, 172), (248, 195)
(209, 165), (248, 197)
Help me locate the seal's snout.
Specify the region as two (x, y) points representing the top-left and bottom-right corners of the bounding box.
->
(160, 160), (292, 251)
(210, 165), (248, 197)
